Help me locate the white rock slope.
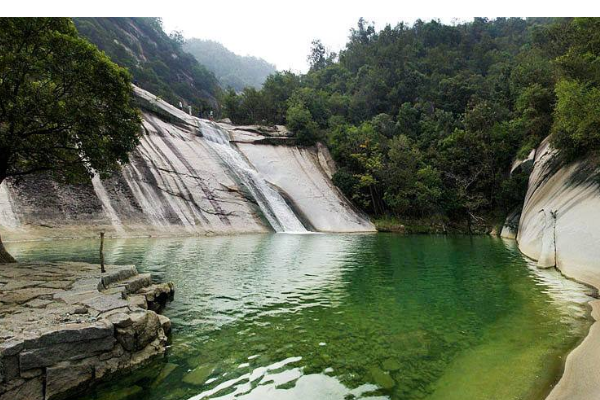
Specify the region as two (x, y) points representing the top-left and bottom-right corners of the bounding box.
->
(237, 142), (375, 232)
(517, 137), (600, 284)
(0, 87), (374, 240)
(516, 137), (600, 400)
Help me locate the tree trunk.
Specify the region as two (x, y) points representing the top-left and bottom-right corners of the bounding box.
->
(0, 233), (16, 263)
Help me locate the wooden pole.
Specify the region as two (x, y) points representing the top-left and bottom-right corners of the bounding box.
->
(100, 232), (105, 273)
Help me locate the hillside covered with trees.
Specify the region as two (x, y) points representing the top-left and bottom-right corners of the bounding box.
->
(184, 39), (276, 92)
(74, 17), (221, 113)
(221, 17), (600, 232)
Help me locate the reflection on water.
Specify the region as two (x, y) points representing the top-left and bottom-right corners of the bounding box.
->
(7, 234), (593, 400)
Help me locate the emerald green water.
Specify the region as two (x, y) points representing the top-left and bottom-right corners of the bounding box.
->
(6, 234), (593, 400)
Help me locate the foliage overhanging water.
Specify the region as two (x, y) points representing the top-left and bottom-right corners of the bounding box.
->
(7, 234), (593, 400)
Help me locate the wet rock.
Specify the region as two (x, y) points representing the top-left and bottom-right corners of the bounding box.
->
(45, 360), (95, 400)
(151, 363), (178, 388)
(0, 376), (43, 400)
(102, 385), (142, 400)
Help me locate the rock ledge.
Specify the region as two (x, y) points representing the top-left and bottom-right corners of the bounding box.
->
(0, 261), (174, 400)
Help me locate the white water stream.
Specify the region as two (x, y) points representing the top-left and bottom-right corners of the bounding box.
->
(198, 120), (307, 233)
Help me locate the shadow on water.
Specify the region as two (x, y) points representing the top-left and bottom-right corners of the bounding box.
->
(6, 234), (593, 400)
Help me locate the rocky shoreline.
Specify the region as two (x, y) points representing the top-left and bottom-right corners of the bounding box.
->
(0, 262), (174, 400)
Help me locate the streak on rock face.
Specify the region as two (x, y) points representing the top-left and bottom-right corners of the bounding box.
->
(537, 209), (557, 268)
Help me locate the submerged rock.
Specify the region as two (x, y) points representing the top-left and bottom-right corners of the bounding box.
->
(382, 358), (401, 372)
(182, 365), (214, 386)
(369, 366), (396, 389)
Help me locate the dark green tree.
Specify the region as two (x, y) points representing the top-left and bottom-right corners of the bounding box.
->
(0, 18), (141, 262)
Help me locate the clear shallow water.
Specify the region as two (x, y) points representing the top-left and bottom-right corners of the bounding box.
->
(6, 234), (594, 400)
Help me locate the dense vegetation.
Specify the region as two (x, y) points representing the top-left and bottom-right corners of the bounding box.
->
(0, 18), (141, 262)
(222, 17), (600, 231)
(184, 39), (276, 92)
(74, 17), (221, 114)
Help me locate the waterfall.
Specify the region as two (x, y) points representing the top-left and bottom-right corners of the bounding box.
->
(198, 120), (308, 233)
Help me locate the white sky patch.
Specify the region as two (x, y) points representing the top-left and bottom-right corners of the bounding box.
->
(7, 0), (594, 72)
(163, 4), (468, 72)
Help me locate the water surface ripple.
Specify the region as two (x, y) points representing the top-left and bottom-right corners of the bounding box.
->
(7, 234), (593, 400)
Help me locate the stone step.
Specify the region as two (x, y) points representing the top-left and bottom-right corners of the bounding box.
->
(104, 274), (152, 297)
(99, 266), (138, 290)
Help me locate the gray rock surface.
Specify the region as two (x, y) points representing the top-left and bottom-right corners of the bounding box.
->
(236, 141), (375, 232)
(517, 137), (600, 285)
(514, 137), (600, 400)
(0, 86), (373, 240)
(0, 261), (174, 400)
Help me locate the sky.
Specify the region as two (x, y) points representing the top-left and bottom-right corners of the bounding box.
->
(162, 2), (467, 73)
(10, 0), (595, 72)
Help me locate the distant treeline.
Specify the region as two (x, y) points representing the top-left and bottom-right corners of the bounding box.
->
(221, 17), (600, 230)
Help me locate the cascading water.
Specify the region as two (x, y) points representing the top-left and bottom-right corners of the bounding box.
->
(198, 120), (308, 233)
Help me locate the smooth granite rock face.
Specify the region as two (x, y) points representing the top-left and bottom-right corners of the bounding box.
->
(0, 86), (373, 240)
(0, 262), (174, 400)
(516, 137), (600, 400)
(236, 141), (376, 233)
(517, 137), (600, 287)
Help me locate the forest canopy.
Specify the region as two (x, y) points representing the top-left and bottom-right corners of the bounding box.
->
(221, 17), (599, 231)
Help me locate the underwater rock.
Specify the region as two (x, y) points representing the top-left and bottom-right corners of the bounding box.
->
(369, 366), (396, 389)
(182, 365), (214, 386)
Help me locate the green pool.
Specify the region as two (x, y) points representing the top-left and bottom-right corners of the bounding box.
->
(6, 234), (593, 400)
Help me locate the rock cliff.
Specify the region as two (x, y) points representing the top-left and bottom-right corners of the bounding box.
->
(514, 137), (600, 400)
(517, 137), (600, 284)
(0, 87), (374, 241)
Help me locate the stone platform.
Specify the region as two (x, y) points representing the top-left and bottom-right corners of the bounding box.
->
(0, 262), (175, 400)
